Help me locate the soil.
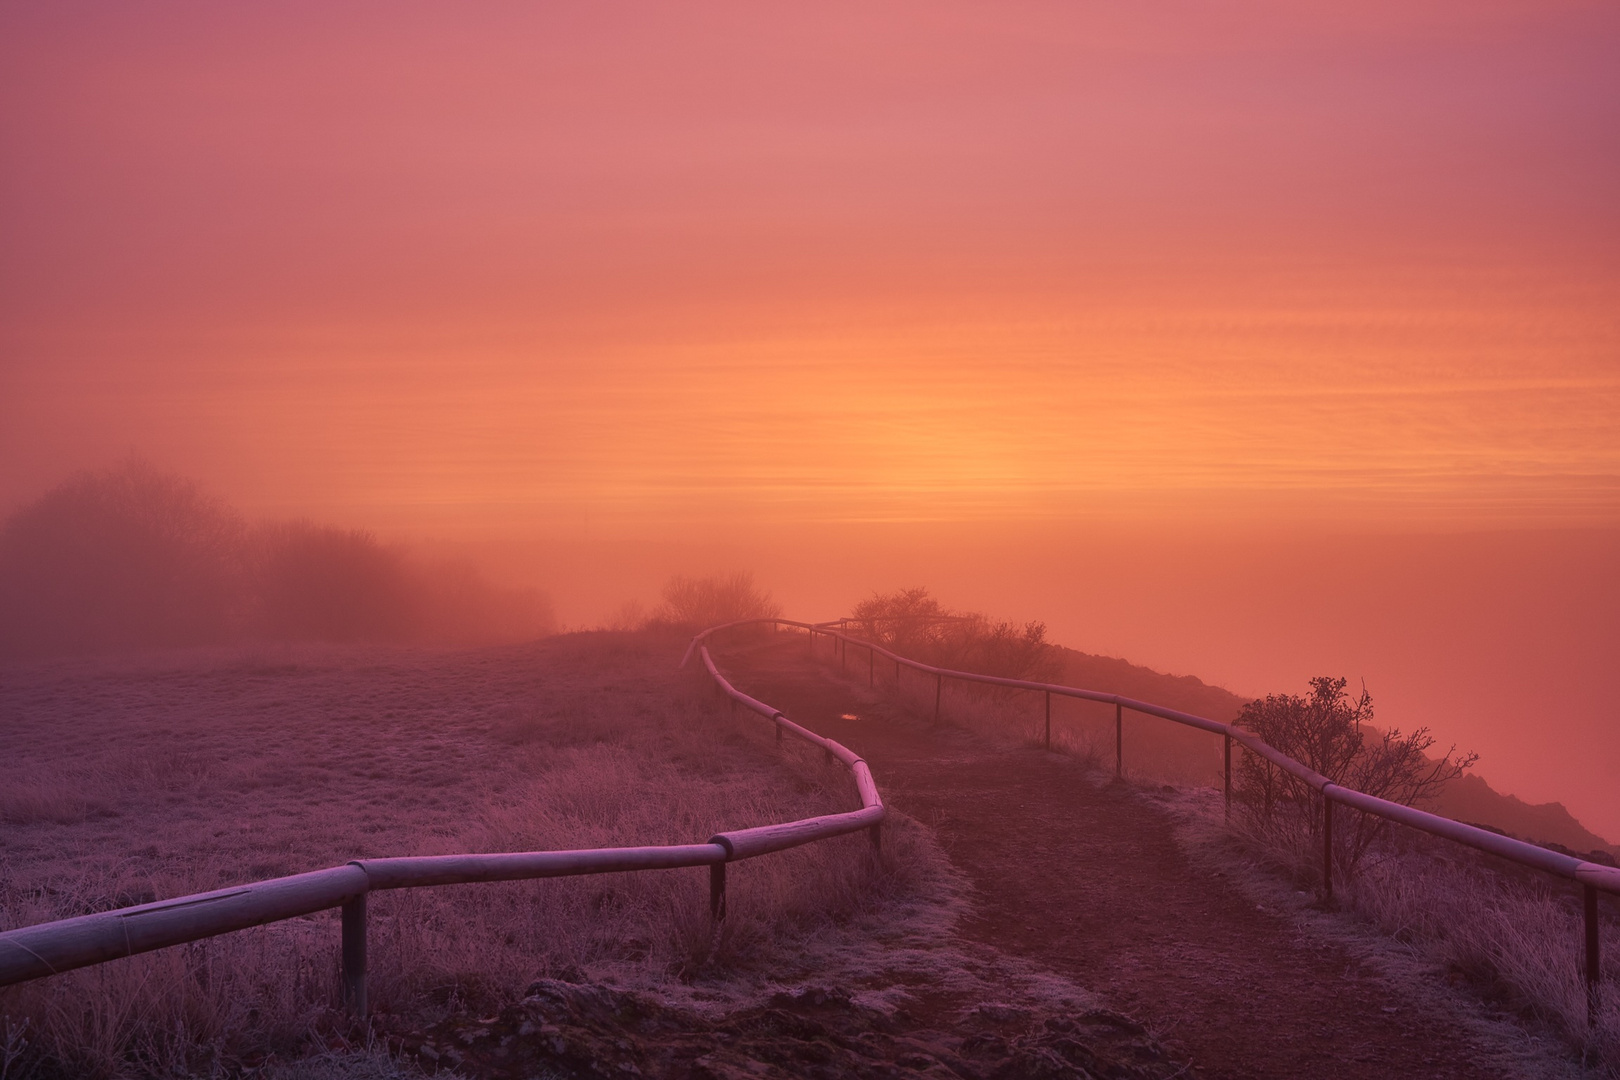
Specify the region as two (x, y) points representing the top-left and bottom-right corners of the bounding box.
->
(397, 979), (1175, 1079)
(719, 639), (1530, 1080)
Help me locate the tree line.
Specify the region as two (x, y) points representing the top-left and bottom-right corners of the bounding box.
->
(0, 461), (554, 656)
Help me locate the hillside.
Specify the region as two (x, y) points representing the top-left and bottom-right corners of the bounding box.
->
(1049, 645), (1617, 858)
(1432, 773), (1617, 861)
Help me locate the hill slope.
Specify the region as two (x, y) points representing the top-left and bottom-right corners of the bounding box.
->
(1049, 645), (1616, 858)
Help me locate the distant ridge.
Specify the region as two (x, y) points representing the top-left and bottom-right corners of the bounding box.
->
(1429, 773), (1617, 861)
(1049, 645), (1617, 860)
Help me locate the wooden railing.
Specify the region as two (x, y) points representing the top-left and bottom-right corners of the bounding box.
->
(735, 617), (1617, 1024)
(0, 625), (882, 1017)
(3, 616), (1612, 1026)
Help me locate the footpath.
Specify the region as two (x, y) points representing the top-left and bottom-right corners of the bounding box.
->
(728, 639), (1542, 1080)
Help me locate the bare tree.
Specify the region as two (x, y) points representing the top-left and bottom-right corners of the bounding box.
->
(0, 460), (246, 654)
(1236, 676), (1477, 873)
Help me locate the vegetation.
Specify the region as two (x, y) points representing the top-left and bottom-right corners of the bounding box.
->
(0, 631), (938, 1078)
(1348, 830), (1618, 1068)
(1233, 676), (1476, 873)
(0, 462), (246, 654)
(1215, 678), (1619, 1068)
(0, 462), (554, 656)
(653, 572), (780, 630)
(850, 586), (1055, 681)
(875, 651), (1615, 1072)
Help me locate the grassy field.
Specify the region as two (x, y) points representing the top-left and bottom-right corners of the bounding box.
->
(0, 629), (958, 1078)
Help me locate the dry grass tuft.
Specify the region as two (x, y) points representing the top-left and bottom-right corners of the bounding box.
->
(1346, 839), (1619, 1071)
(1198, 788), (1620, 1074)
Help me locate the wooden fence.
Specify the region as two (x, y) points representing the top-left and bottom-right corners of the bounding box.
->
(712, 617), (1618, 1025)
(0, 624), (880, 1018)
(4, 615), (1614, 1026)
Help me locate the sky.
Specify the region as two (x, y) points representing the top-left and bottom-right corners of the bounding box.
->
(2, 3), (1618, 836)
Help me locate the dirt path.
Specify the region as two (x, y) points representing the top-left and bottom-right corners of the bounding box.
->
(726, 640), (1519, 1080)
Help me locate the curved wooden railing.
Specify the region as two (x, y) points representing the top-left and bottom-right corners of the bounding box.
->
(0, 624), (883, 1017)
(687, 617), (1618, 1022)
(3, 616), (1611, 1025)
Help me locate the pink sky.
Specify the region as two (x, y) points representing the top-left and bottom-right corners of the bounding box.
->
(2, 2), (1617, 836)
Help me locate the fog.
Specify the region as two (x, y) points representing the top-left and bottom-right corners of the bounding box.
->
(427, 522), (1619, 844)
(3, 5), (1615, 852)
(0, 464), (554, 655)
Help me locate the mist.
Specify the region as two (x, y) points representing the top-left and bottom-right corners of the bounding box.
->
(0, 462), (555, 656)
(433, 521), (1620, 844)
(3, 457), (1613, 844)
(4, 5), (1620, 1071)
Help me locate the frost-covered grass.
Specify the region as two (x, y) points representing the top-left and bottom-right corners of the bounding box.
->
(1344, 837), (1619, 1073)
(0, 629), (936, 1078)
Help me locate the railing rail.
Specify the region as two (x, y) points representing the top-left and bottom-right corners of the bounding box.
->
(2, 615), (1610, 1027)
(0, 626), (885, 1018)
(685, 617), (1617, 1022)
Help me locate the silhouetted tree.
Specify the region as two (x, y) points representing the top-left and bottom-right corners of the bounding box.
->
(0, 461), (246, 654)
(1236, 676), (1477, 873)
(0, 462), (557, 655)
(252, 522), (418, 642)
(409, 558), (556, 644)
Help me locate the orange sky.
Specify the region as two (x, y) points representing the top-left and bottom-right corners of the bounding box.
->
(2, 3), (1618, 834)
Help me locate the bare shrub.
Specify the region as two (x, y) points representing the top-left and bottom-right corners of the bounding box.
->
(653, 573), (780, 630)
(1235, 676), (1476, 875)
(253, 529), (553, 646)
(850, 587), (1055, 681)
(601, 600), (647, 632)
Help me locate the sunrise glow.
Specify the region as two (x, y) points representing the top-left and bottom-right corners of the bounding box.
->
(1, 6), (1618, 1072)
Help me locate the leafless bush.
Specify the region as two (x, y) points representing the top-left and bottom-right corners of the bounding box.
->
(653, 573), (780, 630)
(850, 587), (1055, 682)
(1235, 676), (1476, 875)
(252, 527), (554, 646)
(600, 599), (647, 632)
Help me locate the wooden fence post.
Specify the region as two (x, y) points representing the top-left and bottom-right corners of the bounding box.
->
(710, 863), (727, 923)
(1322, 796), (1334, 904)
(1224, 733), (1233, 820)
(1114, 703), (1123, 779)
(341, 894), (367, 1019)
(1587, 884), (1601, 1026)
